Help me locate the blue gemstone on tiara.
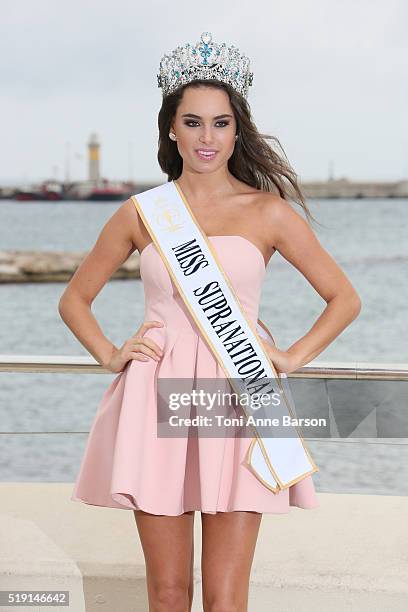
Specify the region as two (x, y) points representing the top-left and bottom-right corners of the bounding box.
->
(157, 31), (254, 99)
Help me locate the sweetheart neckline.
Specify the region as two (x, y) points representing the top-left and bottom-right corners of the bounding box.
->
(139, 235), (267, 270)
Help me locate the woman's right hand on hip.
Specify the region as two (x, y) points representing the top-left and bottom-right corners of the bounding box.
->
(105, 320), (164, 373)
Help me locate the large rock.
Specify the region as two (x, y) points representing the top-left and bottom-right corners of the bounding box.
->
(0, 250), (141, 283)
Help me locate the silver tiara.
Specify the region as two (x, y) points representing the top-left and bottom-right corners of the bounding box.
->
(157, 31), (254, 99)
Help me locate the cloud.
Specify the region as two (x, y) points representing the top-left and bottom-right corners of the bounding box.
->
(1, 0), (407, 183)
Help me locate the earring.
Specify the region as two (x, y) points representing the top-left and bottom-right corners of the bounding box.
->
(235, 134), (239, 141)
(169, 132), (177, 141)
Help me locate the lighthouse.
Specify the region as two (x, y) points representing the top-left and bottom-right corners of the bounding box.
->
(88, 132), (100, 184)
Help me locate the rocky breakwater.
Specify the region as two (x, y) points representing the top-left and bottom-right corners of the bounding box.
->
(0, 250), (141, 283)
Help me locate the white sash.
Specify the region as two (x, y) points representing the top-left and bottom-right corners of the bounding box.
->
(131, 180), (319, 493)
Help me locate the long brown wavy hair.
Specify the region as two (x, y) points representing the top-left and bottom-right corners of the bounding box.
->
(157, 78), (320, 227)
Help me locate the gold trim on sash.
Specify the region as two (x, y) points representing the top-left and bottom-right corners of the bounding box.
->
(131, 180), (319, 493)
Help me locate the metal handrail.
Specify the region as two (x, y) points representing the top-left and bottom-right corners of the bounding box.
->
(0, 355), (407, 380)
(1, 355), (407, 444)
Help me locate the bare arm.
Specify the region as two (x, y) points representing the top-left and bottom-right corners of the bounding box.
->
(58, 198), (141, 369)
(263, 196), (362, 371)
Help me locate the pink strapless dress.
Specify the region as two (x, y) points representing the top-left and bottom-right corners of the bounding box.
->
(71, 236), (319, 515)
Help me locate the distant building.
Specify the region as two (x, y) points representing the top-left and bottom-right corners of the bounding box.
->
(88, 132), (100, 184)
(300, 178), (408, 199)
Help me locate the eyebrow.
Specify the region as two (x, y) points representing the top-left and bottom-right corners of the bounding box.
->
(181, 113), (233, 120)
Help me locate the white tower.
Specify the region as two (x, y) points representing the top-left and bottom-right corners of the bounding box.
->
(88, 132), (100, 184)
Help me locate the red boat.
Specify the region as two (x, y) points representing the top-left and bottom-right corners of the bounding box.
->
(14, 181), (64, 201)
(86, 185), (131, 201)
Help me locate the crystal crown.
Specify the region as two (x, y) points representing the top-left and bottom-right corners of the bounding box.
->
(157, 31), (254, 99)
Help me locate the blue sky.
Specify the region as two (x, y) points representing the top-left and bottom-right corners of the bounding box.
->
(2, 0), (407, 185)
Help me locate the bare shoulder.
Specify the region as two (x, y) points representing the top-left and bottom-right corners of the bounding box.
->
(258, 190), (296, 220)
(120, 196), (138, 226)
(116, 197), (145, 251)
(257, 191), (309, 247)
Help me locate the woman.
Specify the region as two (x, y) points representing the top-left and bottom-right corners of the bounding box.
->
(59, 32), (361, 612)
